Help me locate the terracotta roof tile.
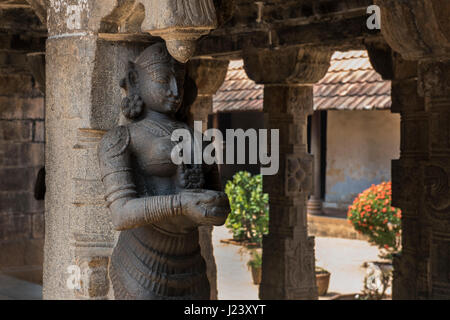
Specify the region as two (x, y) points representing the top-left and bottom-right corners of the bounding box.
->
(213, 50), (391, 113)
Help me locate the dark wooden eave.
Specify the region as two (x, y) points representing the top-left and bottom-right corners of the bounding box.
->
(0, 0), (381, 59)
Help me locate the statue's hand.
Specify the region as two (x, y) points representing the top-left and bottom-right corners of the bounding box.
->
(180, 190), (230, 226)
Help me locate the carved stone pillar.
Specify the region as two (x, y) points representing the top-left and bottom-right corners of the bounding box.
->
(307, 111), (323, 216)
(391, 57), (431, 300)
(421, 59), (450, 299)
(43, 0), (221, 300)
(243, 48), (332, 299)
(376, 0), (450, 299)
(44, 1), (149, 300)
(186, 58), (229, 300)
(368, 41), (429, 299)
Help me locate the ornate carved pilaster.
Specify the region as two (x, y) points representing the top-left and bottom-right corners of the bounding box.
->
(376, 0), (450, 299)
(420, 59), (450, 299)
(243, 47), (332, 299)
(369, 43), (429, 299)
(186, 58), (229, 300)
(44, 1), (149, 299)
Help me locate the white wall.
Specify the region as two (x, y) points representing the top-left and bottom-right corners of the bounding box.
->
(324, 110), (400, 210)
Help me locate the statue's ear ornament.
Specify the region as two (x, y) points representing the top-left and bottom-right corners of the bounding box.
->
(120, 61), (144, 120)
(121, 94), (144, 120)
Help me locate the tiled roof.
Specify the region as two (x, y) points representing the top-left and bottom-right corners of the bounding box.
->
(213, 60), (264, 112)
(213, 50), (391, 113)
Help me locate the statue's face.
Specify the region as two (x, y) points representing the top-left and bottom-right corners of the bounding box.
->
(136, 58), (185, 115)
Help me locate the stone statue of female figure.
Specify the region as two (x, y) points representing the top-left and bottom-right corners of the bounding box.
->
(98, 42), (230, 300)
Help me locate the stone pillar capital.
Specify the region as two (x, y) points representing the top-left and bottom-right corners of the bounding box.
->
(375, 0), (450, 60)
(243, 47), (332, 85)
(187, 58), (229, 96)
(25, 0), (48, 26)
(46, 0), (120, 36)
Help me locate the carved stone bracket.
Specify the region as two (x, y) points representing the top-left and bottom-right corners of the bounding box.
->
(243, 47), (332, 85)
(25, 0), (48, 26)
(375, 0), (450, 60)
(188, 58), (229, 96)
(140, 0), (218, 63)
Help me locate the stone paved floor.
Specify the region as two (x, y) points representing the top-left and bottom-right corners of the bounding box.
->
(0, 274), (42, 300)
(0, 227), (381, 300)
(213, 226), (382, 300)
(213, 226), (260, 300)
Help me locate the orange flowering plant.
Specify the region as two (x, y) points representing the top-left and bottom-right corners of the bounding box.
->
(347, 181), (402, 259)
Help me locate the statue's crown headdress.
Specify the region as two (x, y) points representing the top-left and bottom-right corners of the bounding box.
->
(135, 42), (171, 71)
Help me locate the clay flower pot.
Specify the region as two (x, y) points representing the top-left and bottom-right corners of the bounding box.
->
(251, 265), (262, 285)
(316, 268), (331, 296)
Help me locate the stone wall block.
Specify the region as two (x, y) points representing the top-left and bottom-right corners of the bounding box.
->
(34, 121), (45, 142)
(0, 120), (33, 142)
(32, 212), (45, 239)
(0, 213), (32, 241)
(0, 167), (36, 192)
(0, 97), (44, 120)
(0, 142), (44, 168)
(0, 97), (23, 119)
(0, 73), (34, 96)
(23, 97), (45, 120)
(0, 192), (34, 214)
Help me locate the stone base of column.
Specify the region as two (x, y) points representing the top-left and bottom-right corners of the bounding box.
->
(199, 226), (218, 300)
(307, 197), (323, 215)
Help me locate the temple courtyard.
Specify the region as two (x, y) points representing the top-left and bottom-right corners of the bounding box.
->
(214, 227), (381, 300)
(0, 227), (383, 300)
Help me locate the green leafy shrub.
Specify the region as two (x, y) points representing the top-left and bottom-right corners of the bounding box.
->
(347, 181), (402, 259)
(225, 171), (269, 247)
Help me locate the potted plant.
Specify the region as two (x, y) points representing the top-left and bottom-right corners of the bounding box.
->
(347, 181), (401, 299)
(225, 171), (269, 247)
(347, 181), (401, 260)
(315, 266), (331, 296)
(247, 250), (262, 285)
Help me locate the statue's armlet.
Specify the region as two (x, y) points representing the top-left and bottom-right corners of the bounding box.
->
(98, 126), (136, 207)
(98, 126), (182, 230)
